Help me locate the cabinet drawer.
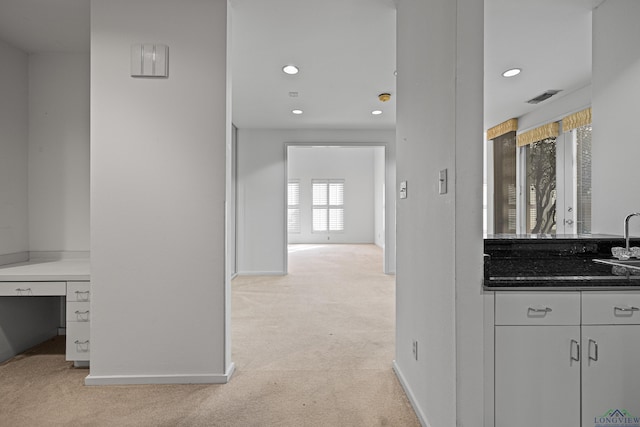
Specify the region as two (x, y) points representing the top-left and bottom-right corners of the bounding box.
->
(66, 301), (90, 322)
(582, 291), (640, 325)
(0, 281), (66, 296)
(495, 292), (580, 325)
(66, 322), (90, 361)
(66, 282), (90, 301)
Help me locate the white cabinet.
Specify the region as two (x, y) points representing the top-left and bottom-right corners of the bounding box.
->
(495, 326), (580, 427)
(495, 292), (581, 427)
(65, 281), (90, 366)
(493, 291), (640, 427)
(581, 292), (640, 426)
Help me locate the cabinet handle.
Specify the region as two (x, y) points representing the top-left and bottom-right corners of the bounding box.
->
(15, 288), (32, 294)
(74, 310), (90, 321)
(527, 306), (552, 314)
(74, 340), (90, 352)
(614, 305), (639, 313)
(588, 339), (599, 361)
(570, 339), (580, 362)
(75, 290), (90, 301)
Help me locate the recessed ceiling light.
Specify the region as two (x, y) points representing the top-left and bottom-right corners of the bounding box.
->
(292, 109), (303, 115)
(283, 65), (299, 75)
(502, 68), (522, 78)
(371, 110), (383, 115)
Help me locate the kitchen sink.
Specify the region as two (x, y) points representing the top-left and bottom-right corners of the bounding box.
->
(594, 258), (640, 271)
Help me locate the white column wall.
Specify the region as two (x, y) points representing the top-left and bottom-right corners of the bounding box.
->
(394, 0), (483, 425)
(88, 0), (231, 384)
(236, 128), (396, 275)
(374, 146), (386, 248)
(0, 39), (28, 259)
(28, 53), (90, 252)
(591, 0), (640, 236)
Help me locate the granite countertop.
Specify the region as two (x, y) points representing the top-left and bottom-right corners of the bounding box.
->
(0, 259), (90, 281)
(484, 234), (640, 290)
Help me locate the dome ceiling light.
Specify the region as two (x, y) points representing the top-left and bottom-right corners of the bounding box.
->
(378, 93), (391, 102)
(371, 110), (383, 115)
(292, 109), (303, 115)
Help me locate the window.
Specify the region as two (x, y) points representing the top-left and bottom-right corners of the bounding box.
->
(288, 180), (301, 233)
(493, 131), (517, 233)
(525, 137), (557, 234)
(574, 124), (592, 234)
(487, 109), (592, 236)
(312, 179), (344, 232)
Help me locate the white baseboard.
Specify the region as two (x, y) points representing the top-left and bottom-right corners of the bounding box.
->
(29, 251), (90, 261)
(236, 271), (285, 276)
(84, 362), (236, 386)
(393, 360), (430, 427)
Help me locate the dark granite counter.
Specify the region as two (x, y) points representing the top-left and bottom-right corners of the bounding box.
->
(484, 234), (640, 290)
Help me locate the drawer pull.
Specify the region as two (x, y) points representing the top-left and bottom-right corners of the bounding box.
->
(15, 287), (32, 294)
(74, 310), (90, 321)
(527, 306), (552, 314)
(614, 305), (639, 313)
(75, 290), (90, 301)
(74, 340), (90, 352)
(570, 339), (580, 362)
(588, 339), (599, 362)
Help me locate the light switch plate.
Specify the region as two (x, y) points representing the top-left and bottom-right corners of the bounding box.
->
(438, 169), (447, 194)
(400, 181), (408, 199)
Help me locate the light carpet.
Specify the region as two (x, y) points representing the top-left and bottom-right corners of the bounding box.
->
(0, 244), (419, 426)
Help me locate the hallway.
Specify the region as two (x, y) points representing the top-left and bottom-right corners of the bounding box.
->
(0, 244), (418, 426)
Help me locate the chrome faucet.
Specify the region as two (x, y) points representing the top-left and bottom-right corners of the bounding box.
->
(624, 212), (640, 251)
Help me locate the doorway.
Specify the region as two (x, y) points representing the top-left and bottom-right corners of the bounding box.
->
(285, 143), (393, 274)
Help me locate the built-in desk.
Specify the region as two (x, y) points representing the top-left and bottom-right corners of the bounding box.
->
(0, 259), (90, 366)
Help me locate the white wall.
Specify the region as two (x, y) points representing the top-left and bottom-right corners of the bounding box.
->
(0, 39), (29, 259)
(88, 0), (231, 384)
(28, 53), (90, 252)
(394, 0), (483, 425)
(592, 0), (640, 236)
(374, 146), (385, 248)
(237, 128), (396, 275)
(288, 146), (376, 244)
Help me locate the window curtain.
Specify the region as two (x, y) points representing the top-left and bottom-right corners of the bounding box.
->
(487, 118), (518, 140)
(562, 107), (591, 132)
(517, 122), (559, 147)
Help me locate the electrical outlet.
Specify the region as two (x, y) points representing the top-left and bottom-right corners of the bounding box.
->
(412, 340), (418, 361)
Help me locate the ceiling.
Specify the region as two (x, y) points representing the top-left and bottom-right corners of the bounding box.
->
(0, 0), (599, 130)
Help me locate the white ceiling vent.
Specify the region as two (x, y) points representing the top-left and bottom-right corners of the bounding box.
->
(526, 90), (562, 104)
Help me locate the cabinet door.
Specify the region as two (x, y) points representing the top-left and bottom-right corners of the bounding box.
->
(582, 325), (640, 427)
(495, 326), (580, 427)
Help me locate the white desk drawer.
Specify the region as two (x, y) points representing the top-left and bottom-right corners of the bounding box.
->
(583, 291), (640, 325)
(0, 281), (66, 296)
(66, 322), (90, 361)
(66, 282), (90, 301)
(495, 292), (581, 325)
(66, 301), (90, 322)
